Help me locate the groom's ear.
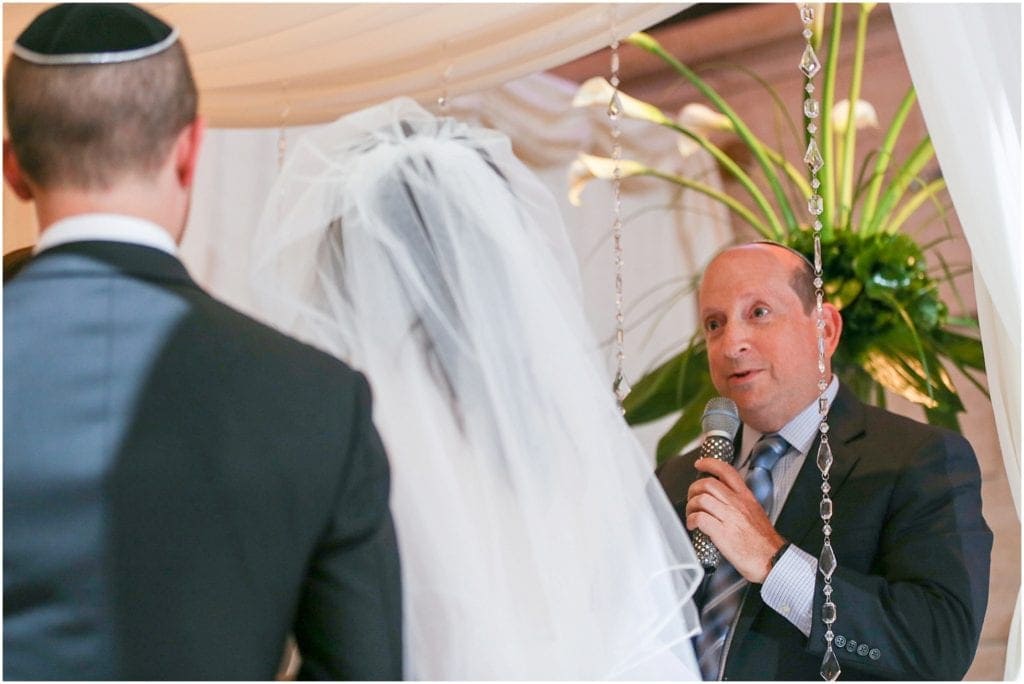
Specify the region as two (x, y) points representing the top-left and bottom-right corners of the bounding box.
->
(173, 116), (205, 189)
(3, 140), (34, 201)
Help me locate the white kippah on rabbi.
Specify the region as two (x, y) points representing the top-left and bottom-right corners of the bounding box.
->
(12, 3), (178, 66)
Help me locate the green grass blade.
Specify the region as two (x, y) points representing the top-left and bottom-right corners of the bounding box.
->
(865, 137), (936, 234)
(838, 4), (874, 229)
(628, 32), (799, 236)
(861, 88), (917, 227)
(819, 3), (843, 239)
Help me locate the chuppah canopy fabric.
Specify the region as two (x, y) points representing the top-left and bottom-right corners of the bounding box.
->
(2, 3), (688, 127)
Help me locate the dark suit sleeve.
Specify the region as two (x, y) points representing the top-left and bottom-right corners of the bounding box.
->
(804, 429), (992, 679)
(294, 373), (403, 681)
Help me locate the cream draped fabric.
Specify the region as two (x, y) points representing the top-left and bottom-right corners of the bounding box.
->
(2, 3), (687, 127)
(892, 4), (1021, 679)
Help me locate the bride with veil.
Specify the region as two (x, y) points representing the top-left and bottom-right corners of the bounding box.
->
(251, 97), (702, 680)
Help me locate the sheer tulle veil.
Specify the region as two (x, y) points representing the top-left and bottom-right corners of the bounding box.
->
(251, 97), (702, 680)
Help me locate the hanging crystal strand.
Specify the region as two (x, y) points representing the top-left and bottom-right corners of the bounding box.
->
(436, 39), (453, 112)
(607, 13), (630, 408)
(277, 80), (290, 172)
(800, 4), (839, 681)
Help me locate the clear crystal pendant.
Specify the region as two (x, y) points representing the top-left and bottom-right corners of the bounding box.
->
(801, 4), (815, 23)
(607, 92), (623, 120)
(822, 647), (842, 681)
(819, 541), (837, 579)
(817, 439), (833, 475)
(613, 372), (631, 403)
(820, 497), (833, 520)
(804, 97), (820, 118)
(822, 601), (837, 623)
(804, 139), (824, 172)
(799, 44), (822, 78)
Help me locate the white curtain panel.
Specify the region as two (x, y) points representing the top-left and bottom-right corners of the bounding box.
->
(892, 4), (1021, 680)
(2, 3), (688, 127)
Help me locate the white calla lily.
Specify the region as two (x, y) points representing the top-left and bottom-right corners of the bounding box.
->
(572, 77), (671, 125)
(675, 103), (734, 158)
(832, 99), (879, 134)
(677, 103), (733, 133)
(568, 153), (649, 206)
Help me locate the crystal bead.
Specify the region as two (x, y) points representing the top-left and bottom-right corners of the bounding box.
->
(814, 234), (822, 270)
(806, 83), (815, 94)
(819, 422), (830, 433)
(800, 44), (822, 78)
(801, 5), (816, 23)
(437, 95), (447, 108)
(611, 52), (620, 73)
(803, 28), (813, 39)
(818, 335), (826, 356)
(610, 74), (621, 87)
(823, 523), (832, 535)
(821, 481), (831, 493)
(814, 277), (824, 288)
(822, 647), (842, 681)
(819, 541), (837, 579)
(807, 122), (818, 134)
(804, 97), (820, 118)
(814, 219), (823, 230)
(822, 601), (837, 623)
(823, 583), (833, 596)
(808, 194), (824, 215)
(820, 497), (833, 520)
(825, 628), (834, 639)
(811, 178), (820, 189)
(817, 318), (826, 330)
(818, 359), (826, 373)
(608, 92), (623, 120)
(818, 396), (828, 414)
(818, 379), (828, 391)
(613, 372), (632, 402)
(804, 139), (824, 173)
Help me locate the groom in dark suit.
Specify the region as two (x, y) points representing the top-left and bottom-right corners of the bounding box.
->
(659, 243), (991, 679)
(3, 4), (402, 679)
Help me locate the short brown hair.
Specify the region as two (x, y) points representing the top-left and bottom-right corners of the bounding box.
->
(4, 41), (197, 190)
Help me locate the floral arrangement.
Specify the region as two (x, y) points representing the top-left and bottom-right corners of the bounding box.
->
(571, 4), (986, 462)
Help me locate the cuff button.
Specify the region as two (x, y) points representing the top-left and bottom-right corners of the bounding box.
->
(857, 644), (869, 656)
(834, 635), (847, 648)
(869, 648), (881, 661)
(846, 639), (857, 653)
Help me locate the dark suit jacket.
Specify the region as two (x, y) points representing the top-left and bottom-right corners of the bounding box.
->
(658, 385), (992, 680)
(3, 241), (403, 680)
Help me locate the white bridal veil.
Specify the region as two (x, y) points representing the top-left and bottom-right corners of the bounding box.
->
(251, 97), (702, 679)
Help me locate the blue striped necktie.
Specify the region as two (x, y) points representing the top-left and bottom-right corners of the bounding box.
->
(694, 433), (790, 680)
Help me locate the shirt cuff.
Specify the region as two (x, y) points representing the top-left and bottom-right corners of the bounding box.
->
(760, 544), (816, 637)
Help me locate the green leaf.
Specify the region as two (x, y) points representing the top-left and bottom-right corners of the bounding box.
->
(931, 328), (986, 370)
(860, 88), (917, 230)
(623, 339), (709, 425)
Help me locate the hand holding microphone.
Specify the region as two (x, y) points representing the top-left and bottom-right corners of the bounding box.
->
(690, 397), (740, 571)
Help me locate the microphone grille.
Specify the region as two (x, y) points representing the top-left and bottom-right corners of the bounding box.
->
(701, 397), (740, 438)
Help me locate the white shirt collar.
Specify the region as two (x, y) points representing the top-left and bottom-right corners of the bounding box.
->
(34, 214), (178, 256)
(741, 375), (840, 458)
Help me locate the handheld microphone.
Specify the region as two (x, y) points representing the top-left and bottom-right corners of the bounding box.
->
(691, 396), (741, 571)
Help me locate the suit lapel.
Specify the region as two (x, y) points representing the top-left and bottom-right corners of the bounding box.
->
(726, 385), (866, 671)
